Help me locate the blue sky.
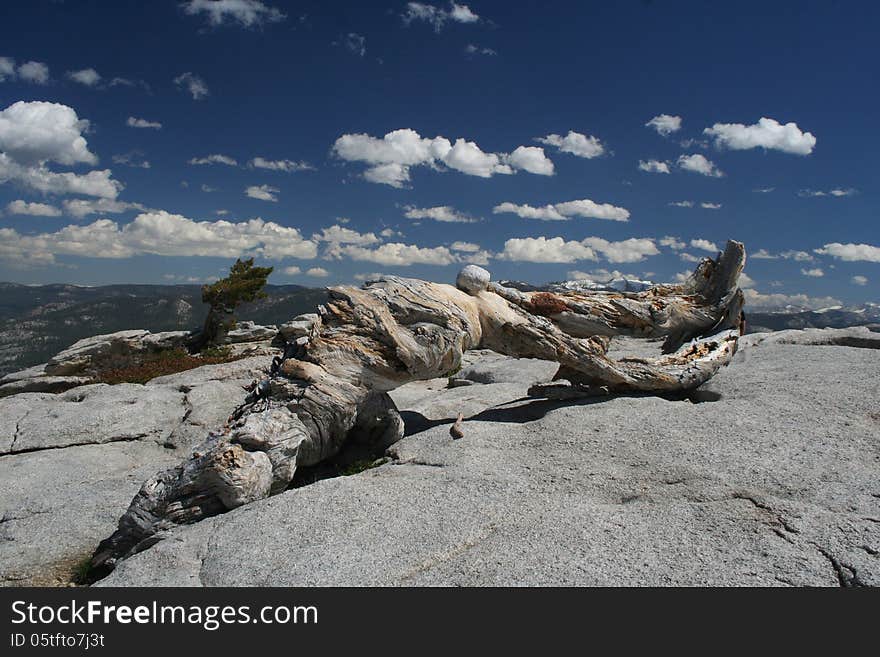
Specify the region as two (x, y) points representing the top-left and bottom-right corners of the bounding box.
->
(0, 0), (877, 309)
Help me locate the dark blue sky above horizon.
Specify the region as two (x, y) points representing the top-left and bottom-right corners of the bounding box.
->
(0, 0), (877, 309)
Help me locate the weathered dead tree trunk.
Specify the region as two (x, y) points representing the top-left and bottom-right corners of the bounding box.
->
(89, 240), (746, 577)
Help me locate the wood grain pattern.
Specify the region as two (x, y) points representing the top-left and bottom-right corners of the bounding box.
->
(90, 240), (746, 577)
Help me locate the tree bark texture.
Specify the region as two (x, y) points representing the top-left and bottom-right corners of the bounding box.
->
(90, 240), (746, 576)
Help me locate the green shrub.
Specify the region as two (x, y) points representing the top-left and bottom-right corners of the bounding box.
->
(70, 555), (94, 586)
(196, 258), (273, 350)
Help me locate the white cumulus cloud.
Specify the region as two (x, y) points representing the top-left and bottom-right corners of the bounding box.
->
(500, 236), (657, 264)
(815, 242), (880, 263)
(17, 61), (50, 84)
(0, 57), (16, 82)
(638, 159), (670, 174)
(500, 236), (596, 263)
(363, 163), (411, 188)
(442, 138), (513, 177)
(0, 59), (50, 84)
(751, 249), (814, 262)
(5, 200), (62, 217)
(783, 250), (815, 262)
(181, 0), (286, 27)
(127, 116), (162, 129)
(460, 249), (491, 265)
(312, 224), (379, 245)
(0, 101), (122, 199)
(113, 151), (150, 169)
(327, 242), (459, 266)
(465, 44), (496, 56)
(704, 117), (816, 155)
(852, 275), (868, 286)
(174, 72), (209, 100)
(67, 68), (101, 86)
(737, 272), (756, 288)
(0, 101), (97, 166)
(109, 77), (151, 92)
(660, 236), (687, 250)
(62, 198), (146, 218)
(189, 154), (238, 166)
(677, 153), (724, 177)
(0, 211), (317, 264)
(493, 199), (630, 222)
(0, 155), (121, 199)
(245, 184), (279, 202)
(404, 205), (477, 223)
(535, 131), (605, 159)
(339, 33), (366, 57)
(798, 187), (857, 198)
(690, 239), (719, 253)
(583, 237), (659, 263)
(505, 145), (555, 175)
(645, 114), (682, 136)
(402, 2), (480, 31)
(801, 267), (824, 277)
(249, 157), (314, 172)
(332, 128), (552, 186)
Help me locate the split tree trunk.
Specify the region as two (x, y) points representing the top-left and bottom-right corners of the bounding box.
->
(90, 240), (746, 577)
(190, 305), (235, 352)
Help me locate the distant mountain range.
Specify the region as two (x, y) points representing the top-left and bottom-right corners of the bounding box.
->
(747, 303), (880, 333)
(0, 282), (328, 377)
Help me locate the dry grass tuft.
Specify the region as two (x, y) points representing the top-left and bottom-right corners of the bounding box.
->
(94, 347), (243, 385)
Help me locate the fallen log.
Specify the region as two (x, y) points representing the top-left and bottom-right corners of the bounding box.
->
(89, 240), (746, 577)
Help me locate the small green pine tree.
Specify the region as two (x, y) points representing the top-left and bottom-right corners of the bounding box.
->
(195, 257), (273, 350)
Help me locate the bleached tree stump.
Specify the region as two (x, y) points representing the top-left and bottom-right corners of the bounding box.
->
(90, 240), (746, 576)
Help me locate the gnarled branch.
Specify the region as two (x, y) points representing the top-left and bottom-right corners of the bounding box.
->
(89, 240), (746, 578)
